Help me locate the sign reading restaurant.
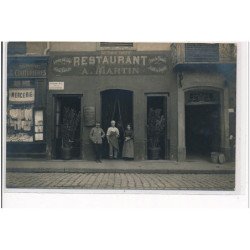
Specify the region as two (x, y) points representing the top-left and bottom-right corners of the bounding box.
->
(50, 51), (172, 76)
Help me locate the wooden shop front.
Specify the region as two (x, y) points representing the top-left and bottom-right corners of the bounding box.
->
(46, 50), (177, 160)
(7, 56), (48, 158)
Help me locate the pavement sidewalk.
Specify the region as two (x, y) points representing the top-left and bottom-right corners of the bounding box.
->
(5, 159), (235, 174)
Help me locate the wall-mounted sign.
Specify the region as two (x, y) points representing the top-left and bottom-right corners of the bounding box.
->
(8, 63), (47, 78)
(185, 90), (220, 105)
(50, 51), (172, 76)
(9, 88), (35, 103)
(84, 106), (95, 126)
(49, 81), (64, 90)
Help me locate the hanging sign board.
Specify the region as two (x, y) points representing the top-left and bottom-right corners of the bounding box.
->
(84, 106), (95, 126)
(49, 81), (64, 90)
(9, 88), (35, 103)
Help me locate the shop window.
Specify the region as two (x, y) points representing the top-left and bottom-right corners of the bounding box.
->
(7, 79), (47, 142)
(7, 79), (44, 143)
(34, 110), (44, 141)
(7, 104), (34, 142)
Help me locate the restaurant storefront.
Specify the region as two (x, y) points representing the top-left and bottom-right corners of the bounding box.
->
(46, 50), (177, 160)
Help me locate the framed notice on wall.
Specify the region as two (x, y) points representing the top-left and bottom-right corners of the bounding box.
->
(84, 106), (95, 126)
(49, 82), (64, 90)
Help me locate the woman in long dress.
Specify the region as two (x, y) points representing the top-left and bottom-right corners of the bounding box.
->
(122, 124), (134, 160)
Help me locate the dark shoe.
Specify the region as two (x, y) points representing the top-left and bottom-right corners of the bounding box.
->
(98, 160), (102, 163)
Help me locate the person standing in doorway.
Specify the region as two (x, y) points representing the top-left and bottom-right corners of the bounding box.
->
(106, 120), (120, 159)
(89, 122), (105, 163)
(122, 124), (134, 160)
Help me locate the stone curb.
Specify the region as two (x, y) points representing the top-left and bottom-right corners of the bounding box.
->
(6, 167), (235, 174)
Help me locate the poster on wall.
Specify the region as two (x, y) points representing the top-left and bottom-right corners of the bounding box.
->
(84, 106), (95, 126)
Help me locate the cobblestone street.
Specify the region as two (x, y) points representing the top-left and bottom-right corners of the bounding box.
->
(6, 172), (235, 190)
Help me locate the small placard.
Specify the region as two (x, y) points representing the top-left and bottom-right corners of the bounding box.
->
(49, 81), (64, 90)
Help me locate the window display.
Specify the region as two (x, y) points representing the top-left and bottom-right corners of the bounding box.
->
(7, 83), (35, 142)
(7, 105), (34, 142)
(34, 110), (44, 141)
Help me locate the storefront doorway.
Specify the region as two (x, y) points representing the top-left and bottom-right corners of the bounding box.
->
(185, 90), (221, 160)
(147, 95), (168, 160)
(101, 89), (133, 158)
(53, 95), (81, 159)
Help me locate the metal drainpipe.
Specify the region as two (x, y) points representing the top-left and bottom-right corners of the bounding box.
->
(44, 42), (50, 55)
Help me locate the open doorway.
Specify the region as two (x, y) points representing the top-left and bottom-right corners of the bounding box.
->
(185, 104), (220, 160)
(53, 95), (81, 159)
(147, 96), (168, 160)
(101, 89), (133, 158)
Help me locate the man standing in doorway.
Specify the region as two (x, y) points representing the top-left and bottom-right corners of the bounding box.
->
(106, 120), (120, 159)
(89, 122), (105, 163)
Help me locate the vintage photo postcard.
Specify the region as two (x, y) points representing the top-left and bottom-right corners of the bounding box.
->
(3, 42), (237, 191)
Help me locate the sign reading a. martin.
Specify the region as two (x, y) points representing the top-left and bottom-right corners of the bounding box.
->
(50, 51), (172, 76)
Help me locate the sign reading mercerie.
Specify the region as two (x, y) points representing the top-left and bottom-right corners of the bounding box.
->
(51, 51), (172, 76)
(9, 88), (35, 103)
(49, 82), (64, 90)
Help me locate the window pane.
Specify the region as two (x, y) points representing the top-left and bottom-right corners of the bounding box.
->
(35, 110), (43, 126)
(35, 133), (43, 141)
(7, 107), (34, 142)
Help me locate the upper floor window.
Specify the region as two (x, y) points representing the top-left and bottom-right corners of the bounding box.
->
(98, 42), (134, 50)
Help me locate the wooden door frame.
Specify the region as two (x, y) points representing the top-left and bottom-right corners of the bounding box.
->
(51, 94), (83, 159)
(145, 93), (170, 160)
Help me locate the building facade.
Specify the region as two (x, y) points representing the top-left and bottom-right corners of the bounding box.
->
(6, 42), (236, 161)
